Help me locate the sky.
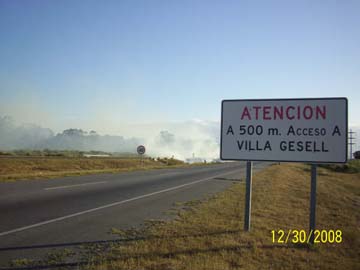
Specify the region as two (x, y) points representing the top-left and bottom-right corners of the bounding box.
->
(0, 0), (359, 155)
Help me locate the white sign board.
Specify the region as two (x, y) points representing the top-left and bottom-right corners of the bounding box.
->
(220, 98), (347, 163)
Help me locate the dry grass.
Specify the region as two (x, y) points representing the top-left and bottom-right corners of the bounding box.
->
(88, 163), (359, 270)
(0, 157), (188, 182)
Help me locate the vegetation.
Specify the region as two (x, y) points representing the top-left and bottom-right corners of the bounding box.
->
(318, 159), (360, 174)
(0, 149), (114, 157)
(7, 162), (359, 269)
(0, 149), (221, 181)
(156, 157), (186, 166)
(77, 162), (358, 269)
(0, 150), (191, 181)
(0, 156), (160, 181)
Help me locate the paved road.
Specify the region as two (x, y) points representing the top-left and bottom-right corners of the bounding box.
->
(0, 162), (269, 267)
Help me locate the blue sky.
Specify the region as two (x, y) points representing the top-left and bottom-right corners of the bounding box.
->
(0, 0), (359, 135)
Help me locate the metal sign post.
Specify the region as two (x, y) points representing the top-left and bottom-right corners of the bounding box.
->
(137, 145), (146, 167)
(244, 161), (253, 231)
(309, 164), (317, 244)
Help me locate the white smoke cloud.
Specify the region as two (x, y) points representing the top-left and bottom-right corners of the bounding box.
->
(3, 114), (359, 160)
(142, 120), (220, 160)
(0, 116), (54, 150)
(0, 115), (221, 160)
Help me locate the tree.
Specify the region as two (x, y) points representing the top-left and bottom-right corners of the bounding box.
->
(62, 129), (86, 136)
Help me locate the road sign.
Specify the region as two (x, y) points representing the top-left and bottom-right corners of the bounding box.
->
(137, 145), (146, 155)
(220, 98), (347, 163)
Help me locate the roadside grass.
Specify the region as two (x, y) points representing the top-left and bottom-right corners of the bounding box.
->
(0, 157), (203, 182)
(319, 159), (360, 174)
(82, 162), (359, 270)
(0, 156), (214, 182)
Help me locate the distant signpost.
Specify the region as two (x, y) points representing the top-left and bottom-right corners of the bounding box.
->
(137, 145), (146, 167)
(220, 98), (348, 243)
(137, 145), (146, 155)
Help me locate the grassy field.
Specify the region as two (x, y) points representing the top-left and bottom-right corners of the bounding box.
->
(77, 161), (359, 270)
(319, 159), (360, 173)
(0, 156), (190, 182)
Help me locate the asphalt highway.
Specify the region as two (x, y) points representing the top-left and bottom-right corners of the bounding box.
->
(0, 162), (269, 267)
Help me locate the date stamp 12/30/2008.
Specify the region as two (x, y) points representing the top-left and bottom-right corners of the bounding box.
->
(271, 229), (343, 244)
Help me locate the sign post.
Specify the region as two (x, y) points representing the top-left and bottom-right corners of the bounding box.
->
(137, 145), (146, 167)
(220, 98), (348, 237)
(244, 161), (252, 231)
(309, 164), (317, 244)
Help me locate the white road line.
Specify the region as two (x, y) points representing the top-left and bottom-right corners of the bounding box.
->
(0, 169), (243, 237)
(44, 181), (108, 190)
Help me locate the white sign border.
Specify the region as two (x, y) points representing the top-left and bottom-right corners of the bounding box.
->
(220, 97), (348, 164)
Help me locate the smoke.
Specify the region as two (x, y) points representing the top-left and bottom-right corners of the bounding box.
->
(156, 131), (175, 146)
(0, 116), (54, 150)
(0, 116), (221, 160)
(144, 120), (220, 160)
(4, 114), (358, 160)
(0, 116), (141, 152)
(43, 129), (142, 153)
